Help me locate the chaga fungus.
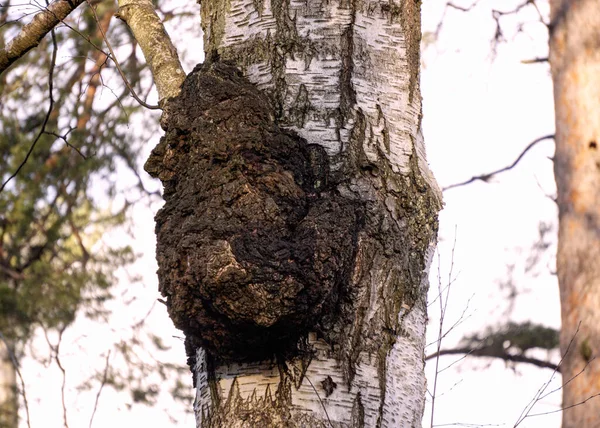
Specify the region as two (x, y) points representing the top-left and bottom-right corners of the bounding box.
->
(145, 62), (362, 361)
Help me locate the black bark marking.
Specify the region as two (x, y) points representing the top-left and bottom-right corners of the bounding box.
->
(350, 391), (365, 428)
(321, 375), (337, 397)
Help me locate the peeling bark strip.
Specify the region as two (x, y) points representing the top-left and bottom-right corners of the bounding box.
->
(0, 0), (85, 75)
(549, 0), (600, 426)
(146, 0), (440, 425)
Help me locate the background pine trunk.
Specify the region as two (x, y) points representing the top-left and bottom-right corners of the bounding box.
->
(550, 1), (600, 426)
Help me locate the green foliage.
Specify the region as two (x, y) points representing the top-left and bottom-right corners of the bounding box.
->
(461, 321), (559, 356)
(0, 0), (153, 348)
(0, 2), (196, 424)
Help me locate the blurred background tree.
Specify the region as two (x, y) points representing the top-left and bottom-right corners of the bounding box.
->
(0, 0), (194, 425)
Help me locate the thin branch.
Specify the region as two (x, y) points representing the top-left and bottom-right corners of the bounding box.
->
(432, 0), (548, 60)
(89, 351), (111, 428)
(538, 357), (595, 403)
(53, 15), (109, 56)
(425, 347), (559, 372)
(443, 134), (554, 192)
(514, 321), (580, 426)
(0, 0), (85, 74)
(434, 423), (502, 427)
(526, 391), (600, 418)
(44, 129), (88, 159)
(446, 1), (480, 12)
(437, 349), (476, 374)
(0, 263), (25, 280)
(304, 375), (333, 428)
(86, 0), (159, 109)
(521, 57), (549, 64)
(489, 0), (549, 57)
(491, 0), (544, 23)
(434, 0), (482, 39)
(42, 326), (70, 428)
(1, 15), (58, 193)
(430, 230), (459, 427)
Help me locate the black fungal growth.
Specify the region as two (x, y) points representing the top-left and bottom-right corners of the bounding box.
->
(145, 62), (363, 362)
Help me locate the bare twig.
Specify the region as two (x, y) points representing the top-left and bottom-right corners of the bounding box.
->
(491, 0), (546, 25)
(85, 0), (159, 110)
(89, 351), (111, 428)
(44, 129), (88, 159)
(1, 16), (58, 193)
(446, 1), (480, 12)
(52, 15), (109, 56)
(430, 230), (458, 427)
(434, 1), (482, 40)
(304, 374), (333, 428)
(489, 0), (548, 55)
(433, 423), (502, 427)
(42, 326), (70, 428)
(514, 321), (580, 426)
(431, 0), (548, 59)
(526, 391), (600, 418)
(443, 134), (554, 192)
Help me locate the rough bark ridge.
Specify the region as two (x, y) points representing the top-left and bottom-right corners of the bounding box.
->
(549, 0), (600, 426)
(145, 61), (363, 361)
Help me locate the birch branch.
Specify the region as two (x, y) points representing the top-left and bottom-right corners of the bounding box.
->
(115, 0), (185, 103)
(0, 0), (85, 75)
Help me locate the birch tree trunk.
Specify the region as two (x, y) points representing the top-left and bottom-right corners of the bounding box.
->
(549, 1), (600, 426)
(0, 340), (17, 428)
(168, 0), (442, 426)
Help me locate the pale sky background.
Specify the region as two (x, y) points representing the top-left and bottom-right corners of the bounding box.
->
(16, 0), (567, 427)
(421, 1), (561, 427)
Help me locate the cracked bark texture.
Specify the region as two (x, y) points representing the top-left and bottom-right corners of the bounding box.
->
(148, 0), (441, 425)
(549, 1), (600, 426)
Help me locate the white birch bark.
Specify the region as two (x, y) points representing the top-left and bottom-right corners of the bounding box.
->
(116, 0), (185, 102)
(190, 0), (442, 426)
(0, 340), (18, 428)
